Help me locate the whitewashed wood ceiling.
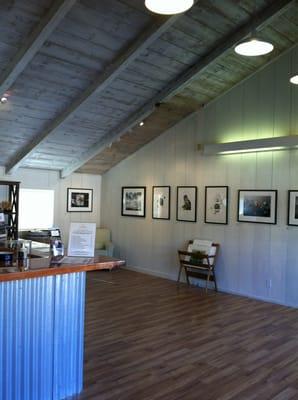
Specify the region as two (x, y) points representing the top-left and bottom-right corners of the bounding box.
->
(0, 0), (297, 176)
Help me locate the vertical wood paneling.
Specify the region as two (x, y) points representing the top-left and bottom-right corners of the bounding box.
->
(151, 133), (168, 271)
(101, 47), (298, 306)
(286, 148), (298, 305)
(270, 151), (290, 304)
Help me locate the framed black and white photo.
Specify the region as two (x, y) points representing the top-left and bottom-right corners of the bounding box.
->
(238, 190), (277, 224)
(205, 186), (228, 224)
(176, 186), (197, 222)
(122, 187), (146, 217)
(67, 188), (93, 212)
(288, 190), (298, 226)
(152, 186), (171, 220)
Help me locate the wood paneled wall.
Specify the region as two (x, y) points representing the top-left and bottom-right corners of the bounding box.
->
(101, 46), (298, 307)
(0, 167), (101, 244)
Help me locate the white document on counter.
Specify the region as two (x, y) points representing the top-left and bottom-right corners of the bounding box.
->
(57, 256), (93, 264)
(67, 222), (96, 257)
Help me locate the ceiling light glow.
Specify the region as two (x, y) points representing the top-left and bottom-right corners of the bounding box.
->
(145, 0), (194, 15)
(202, 136), (298, 156)
(290, 75), (298, 85)
(139, 121), (144, 126)
(234, 38), (274, 56)
(219, 146), (285, 155)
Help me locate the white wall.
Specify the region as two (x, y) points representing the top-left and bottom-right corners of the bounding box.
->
(101, 46), (298, 307)
(0, 167), (101, 244)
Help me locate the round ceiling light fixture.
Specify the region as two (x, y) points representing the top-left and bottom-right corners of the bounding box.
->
(290, 75), (298, 85)
(145, 0), (194, 15)
(234, 38), (274, 57)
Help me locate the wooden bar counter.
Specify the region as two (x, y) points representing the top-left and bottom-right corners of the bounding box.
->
(0, 255), (125, 282)
(0, 255), (125, 400)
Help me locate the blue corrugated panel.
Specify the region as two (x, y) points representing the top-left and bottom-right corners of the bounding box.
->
(0, 272), (86, 400)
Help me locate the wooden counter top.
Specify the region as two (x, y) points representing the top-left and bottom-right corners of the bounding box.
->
(0, 256), (125, 282)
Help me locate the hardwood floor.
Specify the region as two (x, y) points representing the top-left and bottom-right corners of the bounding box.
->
(74, 269), (298, 400)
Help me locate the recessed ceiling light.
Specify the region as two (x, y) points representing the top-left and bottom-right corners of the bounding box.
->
(234, 38), (274, 57)
(0, 96), (8, 104)
(145, 0), (194, 15)
(139, 121), (144, 126)
(290, 75), (298, 85)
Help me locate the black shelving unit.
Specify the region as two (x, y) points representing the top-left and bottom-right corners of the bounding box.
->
(0, 180), (20, 240)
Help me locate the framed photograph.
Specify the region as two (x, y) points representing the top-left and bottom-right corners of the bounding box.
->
(287, 190), (298, 226)
(152, 186), (171, 220)
(238, 190), (277, 224)
(122, 187), (146, 217)
(205, 186), (228, 224)
(176, 186), (197, 222)
(67, 188), (93, 212)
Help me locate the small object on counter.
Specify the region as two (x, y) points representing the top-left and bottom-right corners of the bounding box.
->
(18, 243), (29, 270)
(0, 251), (13, 264)
(52, 239), (64, 257)
(0, 251), (14, 267)
(18, 243), (28, 258)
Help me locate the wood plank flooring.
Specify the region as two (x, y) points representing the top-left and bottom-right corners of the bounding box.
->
(73, 269), (298, 400)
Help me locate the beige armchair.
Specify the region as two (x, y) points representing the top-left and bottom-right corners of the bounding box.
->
(94, 228), (114, 257)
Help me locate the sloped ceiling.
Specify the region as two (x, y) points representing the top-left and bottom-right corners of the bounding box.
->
(0, 0), (297, 177)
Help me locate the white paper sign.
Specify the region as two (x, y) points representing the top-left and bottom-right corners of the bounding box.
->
(68, 222), (96, 257)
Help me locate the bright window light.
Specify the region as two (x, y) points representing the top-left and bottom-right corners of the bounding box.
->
(19, 189), (54, 230)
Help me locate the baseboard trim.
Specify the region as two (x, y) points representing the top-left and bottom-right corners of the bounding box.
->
(218, 286), (296, 308)
(124, 265), (176, 282)
(124, 265), (297, 308)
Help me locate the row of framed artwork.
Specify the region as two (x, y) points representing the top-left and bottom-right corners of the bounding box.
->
(121, 186), (298, 226)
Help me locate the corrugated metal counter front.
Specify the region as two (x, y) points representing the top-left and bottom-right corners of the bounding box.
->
(0, 256), (125, 400)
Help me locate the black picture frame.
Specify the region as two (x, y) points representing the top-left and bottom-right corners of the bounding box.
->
(121, 187), (146, 217)
(152, 186), (171, 220)
(67, 188), (93, 212)
(176, 186), (197, 222)
(287, 190), (298, 226)
(205, 186), (229, 224)
(237, 189), (277, 224)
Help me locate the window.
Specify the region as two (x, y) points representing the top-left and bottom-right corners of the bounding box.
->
(19, 189), (54, 230)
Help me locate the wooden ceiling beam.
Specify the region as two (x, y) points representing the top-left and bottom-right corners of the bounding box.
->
(60, 0), (295, 178)
(0, 0), (77, 97)
(5, 14), (180, 175)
